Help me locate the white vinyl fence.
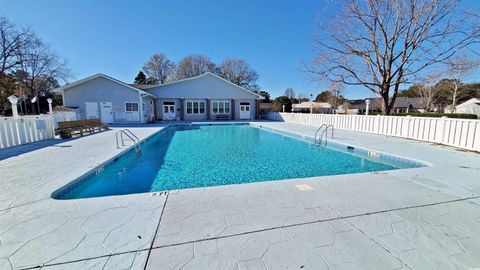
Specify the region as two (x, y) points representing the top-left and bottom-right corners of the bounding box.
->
(0, 112), (77, 149)
(267, 112), (480, 152)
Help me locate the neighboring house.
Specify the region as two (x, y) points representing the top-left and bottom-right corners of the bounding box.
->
(348, 99), (382, 114)
(336, 104), (358, 114)
(258, 102), (272, 119)
(392, 97), (425, 113)
(349, 97), (425, 114)
(53, 72), (263, 124)
(445, 98), (480, 117)
(292, 102), (333, 113)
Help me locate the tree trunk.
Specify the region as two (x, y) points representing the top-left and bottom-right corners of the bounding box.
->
(451, 81), (458, 113)
(36, 89), (40, 115)
(381, 94), (389, 115)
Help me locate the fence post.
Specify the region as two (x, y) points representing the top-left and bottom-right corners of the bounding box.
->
(374, 114), (380, 134)
(8, 96), (19, 118)
(406, 115), (412, 138)
(439, 116), (447, 143)
(47, 98), (53, 114)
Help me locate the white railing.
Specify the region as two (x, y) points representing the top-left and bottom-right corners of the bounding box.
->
(0, 112), (77, 149)
(267, 112), (480, 152)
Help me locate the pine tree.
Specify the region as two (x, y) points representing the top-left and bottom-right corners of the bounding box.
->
(134, 71), (147, 84)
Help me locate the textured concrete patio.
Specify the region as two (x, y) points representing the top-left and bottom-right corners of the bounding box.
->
(0, 121), (479, 269)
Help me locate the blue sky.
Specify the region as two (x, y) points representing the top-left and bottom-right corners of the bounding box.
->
(2, 0), (479, 99)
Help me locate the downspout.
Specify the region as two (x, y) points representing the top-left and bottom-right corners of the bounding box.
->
(139, 92), (144, 123)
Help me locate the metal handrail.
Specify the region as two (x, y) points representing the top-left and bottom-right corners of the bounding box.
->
(314, 124), (328, 143)
(122, 129), (139, 143)
(320, 125), (334, 141)
(116, 129), (140, 153)
(314, 124), (334, 145)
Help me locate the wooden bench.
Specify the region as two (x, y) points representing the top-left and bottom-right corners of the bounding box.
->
(216, 114), (230, 121)
(56, 119), (108, 138)
(82, 119), (108, 133)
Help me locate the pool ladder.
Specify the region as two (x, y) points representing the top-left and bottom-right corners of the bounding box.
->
(314, 124), (334, 145)
(116, 129), (141, 153)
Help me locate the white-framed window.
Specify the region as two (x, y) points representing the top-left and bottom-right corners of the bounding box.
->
(186, 100), (206, 115)
(125, 102), (139, 112)
(212, 101), (230, 114)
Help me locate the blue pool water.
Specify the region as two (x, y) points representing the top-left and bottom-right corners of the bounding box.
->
(55, 125), (419, 199)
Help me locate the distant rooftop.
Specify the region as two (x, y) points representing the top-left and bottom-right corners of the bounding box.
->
(292, 101), (332, 109)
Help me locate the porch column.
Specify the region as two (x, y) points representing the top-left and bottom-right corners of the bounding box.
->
(153, 99), (158, 121)
(206, 98), (211, 120)
(255, 100), (260, 120)
(180, 98), (185, 121)
(231, 99), (236, 120)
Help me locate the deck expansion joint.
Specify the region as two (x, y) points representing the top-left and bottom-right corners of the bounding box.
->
(150, 194), (480, 251)
(143, 192), (170, 270)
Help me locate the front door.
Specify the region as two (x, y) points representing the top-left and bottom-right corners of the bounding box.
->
(239, 103), (250, 119)
(163, 103), (176, 120)
(85, 102), (99, 119)
(100, 102), (113, 123)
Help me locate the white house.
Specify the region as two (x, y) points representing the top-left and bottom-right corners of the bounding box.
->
(53, 72), (263, 124)
(292, 102), (332, 113)
(446, 98), (480, 117)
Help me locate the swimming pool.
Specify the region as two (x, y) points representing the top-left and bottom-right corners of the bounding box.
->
(53, 124), (424, 199)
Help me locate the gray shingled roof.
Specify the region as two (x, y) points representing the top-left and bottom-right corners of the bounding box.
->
(393, 97), (424, 108)
(129, 84), (157, 90)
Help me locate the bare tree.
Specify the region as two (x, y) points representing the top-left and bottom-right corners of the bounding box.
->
(142, 53), (173, 84)
(0, 17), (33, 73)
(219, 58), (259, 90)
(327, 82), (345, 110)
(296, 93), (310, 102)
(172, 55), (216, 81)
(17, 37), (70, 113)
(308, 0), (480, 115)
(445, 55), (479, 112)
(284, 87), (295, 99)
(415, 73), (442, 111)
(0, 17), (33, 114)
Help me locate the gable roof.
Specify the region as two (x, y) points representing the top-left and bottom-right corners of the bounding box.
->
(52, 73), (157, 98)
(143, 72), (263, 99)
(457, 98), (480, 107)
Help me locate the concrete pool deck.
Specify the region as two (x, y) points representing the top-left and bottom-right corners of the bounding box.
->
(0, 121), (479, 269)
